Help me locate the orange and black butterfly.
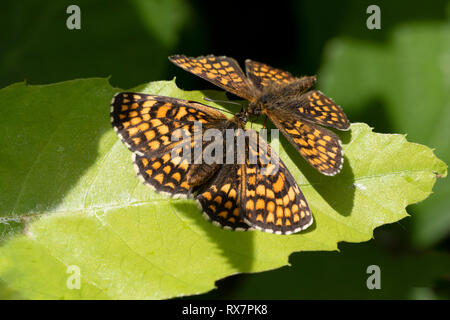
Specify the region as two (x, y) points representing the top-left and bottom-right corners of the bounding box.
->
(111, 93), (313, 234)
(169, 55), (350, 176)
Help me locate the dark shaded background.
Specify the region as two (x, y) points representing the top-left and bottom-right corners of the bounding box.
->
(1, 0), (449, 299)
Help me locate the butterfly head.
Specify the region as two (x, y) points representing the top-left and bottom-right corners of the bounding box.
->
(247, 101), (263, 116)
(232, 110), (248, 127)
(247, 89), (277, 116)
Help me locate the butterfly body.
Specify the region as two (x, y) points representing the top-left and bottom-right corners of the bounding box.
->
(248, 76), (317, 115)
(186, 112), (246, 187)
(170, 55), (350, 176)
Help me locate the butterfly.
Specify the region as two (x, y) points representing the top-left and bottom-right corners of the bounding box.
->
(110, 92), (313, 234)
(169, 54), (350, 176)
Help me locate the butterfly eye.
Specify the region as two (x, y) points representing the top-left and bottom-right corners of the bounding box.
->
(252, 107), (262, 116)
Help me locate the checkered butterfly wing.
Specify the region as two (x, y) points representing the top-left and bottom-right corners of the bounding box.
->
(292, 91), (350, 130)
(169, 55), (255, 101)
(269, 113), (344, 176)
(195, 162), (252, 231)
(194, 126), (252, 231)
(111, 93), (227, 196)
(240, 133), (313, 234)
(196, 129), (313, 234)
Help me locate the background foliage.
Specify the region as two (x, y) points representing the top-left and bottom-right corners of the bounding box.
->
(0, 0), (449, 299)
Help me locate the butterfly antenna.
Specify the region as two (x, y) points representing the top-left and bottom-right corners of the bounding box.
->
(203, 97), (242, 106)
(202, 97), (242, 115)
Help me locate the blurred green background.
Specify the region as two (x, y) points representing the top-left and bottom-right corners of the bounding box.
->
(1, 0), (449, 299)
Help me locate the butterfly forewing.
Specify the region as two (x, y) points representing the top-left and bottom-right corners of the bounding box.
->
(169, 55), (255, 101)
(111, 93), (227, 155)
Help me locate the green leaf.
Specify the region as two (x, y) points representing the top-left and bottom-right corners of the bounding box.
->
(0, 78), (446, 299)
(318, 9), (450, 247)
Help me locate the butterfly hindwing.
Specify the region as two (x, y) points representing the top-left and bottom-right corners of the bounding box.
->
(133, 152), (192, 197)
(169, 55), (255, 101)
(240, 137), (313, 234)
(195, 163), (251, 231)
(270, 115), (344, 176)
(294, 90), (350, 130)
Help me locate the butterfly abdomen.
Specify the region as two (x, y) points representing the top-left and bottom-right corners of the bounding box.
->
(249, 90), (290, 116)
(187, 163), (221, 187)
(187, 116), (246, 187)
(279, 76), (317, 97)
